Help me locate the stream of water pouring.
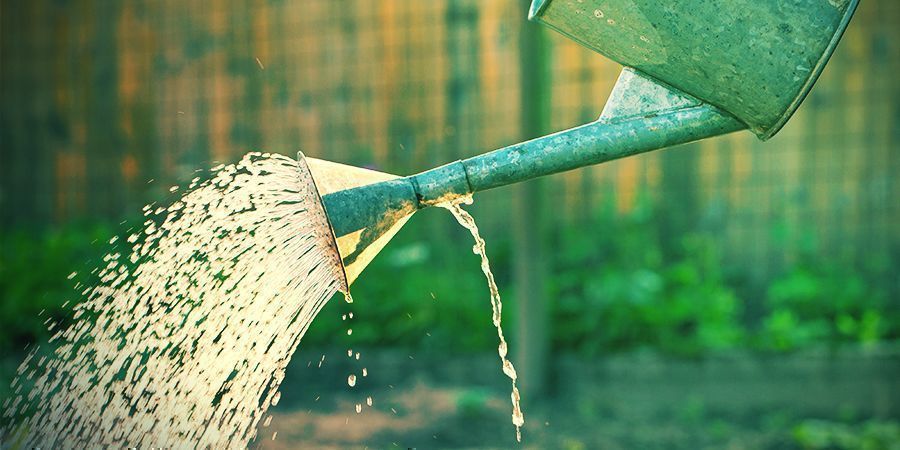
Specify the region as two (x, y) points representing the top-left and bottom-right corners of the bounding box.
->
(1, 153), (347, 448)
(442, 198), (525, 442)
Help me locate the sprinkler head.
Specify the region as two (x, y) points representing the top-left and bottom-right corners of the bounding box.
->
(302, 155), (419, 286)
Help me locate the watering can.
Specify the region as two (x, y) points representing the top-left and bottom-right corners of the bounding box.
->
(302, 0), (858, 287)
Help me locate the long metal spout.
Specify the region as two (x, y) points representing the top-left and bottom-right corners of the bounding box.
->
(414, 99), (743, 203)
(323, 69), (746, 239)
(318, 69), (746, 284)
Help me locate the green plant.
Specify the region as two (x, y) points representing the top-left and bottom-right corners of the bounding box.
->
(758, 259), (896, 351)
(0, 223), (114, 354)
(550, 206), (744, 356)
(792, 419), (900, 450)
(301, 217), (508, 354)
(455, 388), (492, 418)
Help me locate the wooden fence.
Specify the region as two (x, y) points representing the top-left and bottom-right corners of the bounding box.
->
(1, 0), (897, 279)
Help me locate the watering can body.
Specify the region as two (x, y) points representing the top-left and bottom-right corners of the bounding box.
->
(529, 0), (859, 139)
(312, 0), (859, 285)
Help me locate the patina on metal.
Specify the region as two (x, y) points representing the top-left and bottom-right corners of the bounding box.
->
(529, 0), (859, 139)
(311, 1), (858, 284)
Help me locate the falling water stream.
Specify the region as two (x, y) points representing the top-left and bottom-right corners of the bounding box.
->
(1, 153), (347, 448)
(442, 198), (525, 442)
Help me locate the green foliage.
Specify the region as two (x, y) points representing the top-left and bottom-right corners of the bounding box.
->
(0, 223), (113, 354)
(758, 259), (897, 351)
(792, 419), (900, 450)
(301, 217), (503, 354)
(455, 388), (491, 419)
(550, 206), (743, 356)
(0, 205), (896, 362)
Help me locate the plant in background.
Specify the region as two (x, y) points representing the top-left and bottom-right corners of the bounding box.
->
(759, 257), (896, 351)
(0, 224), (113, 355)
(301, 217), (507, 353)
(550, 205), (744, 356)
(792, 419), (900, 450)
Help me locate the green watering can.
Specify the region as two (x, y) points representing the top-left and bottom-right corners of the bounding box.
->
(303, 0), (858, 287)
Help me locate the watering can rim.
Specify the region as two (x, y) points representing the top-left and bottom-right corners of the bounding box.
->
(296, 151), (350, 293)
(528, 0), (860, 140)
(762, 0), (859, 139)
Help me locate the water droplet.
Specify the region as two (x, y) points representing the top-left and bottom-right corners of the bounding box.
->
(271, 391), (281, 406)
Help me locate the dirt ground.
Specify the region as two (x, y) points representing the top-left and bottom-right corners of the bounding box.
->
(254, 347), (900, 449)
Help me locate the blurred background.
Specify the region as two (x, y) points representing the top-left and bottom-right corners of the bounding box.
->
(1, 0), (898, 448)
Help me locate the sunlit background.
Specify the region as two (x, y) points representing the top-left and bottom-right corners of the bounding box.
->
(1, 0), (898, 448)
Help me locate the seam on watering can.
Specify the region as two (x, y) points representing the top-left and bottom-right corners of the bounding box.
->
(598, 102), (705, 125)
(459, 159), (475, 197)
(761, 0), (860, 140)
(409, 173), (424, 207)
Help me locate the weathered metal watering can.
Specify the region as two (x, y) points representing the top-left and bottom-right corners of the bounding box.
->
(304, 0), (858, 287)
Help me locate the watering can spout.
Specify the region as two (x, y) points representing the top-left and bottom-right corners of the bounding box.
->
(312, 69), (745, 285)
(303, 158), (417, 285)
